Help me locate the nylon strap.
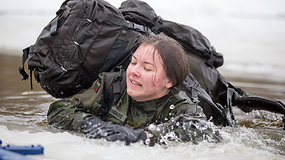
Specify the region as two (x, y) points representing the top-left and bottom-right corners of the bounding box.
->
(51, 2), (72, 35)
(226, 87), (236, 125)
(112, 74), (122, 105)
(151, 16), (163, 34)
(18, 47), (30, 80)
(105, 13), (154, 35)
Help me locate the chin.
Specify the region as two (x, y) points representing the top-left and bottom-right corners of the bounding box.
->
(127, 88), (140, 100)
(126, 87), (133, 96)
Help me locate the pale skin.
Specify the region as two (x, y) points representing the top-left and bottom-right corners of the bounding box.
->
(126, 43), (173, 102)
(126, 43), (174, 138)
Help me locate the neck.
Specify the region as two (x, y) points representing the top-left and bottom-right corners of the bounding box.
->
(132, 90), (172, 103)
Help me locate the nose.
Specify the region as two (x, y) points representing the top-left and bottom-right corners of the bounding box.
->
(128, 64), (140, 77)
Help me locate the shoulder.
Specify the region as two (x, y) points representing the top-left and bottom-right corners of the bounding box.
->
(167, 88), (203, 116)
(167, 88), (192, 105)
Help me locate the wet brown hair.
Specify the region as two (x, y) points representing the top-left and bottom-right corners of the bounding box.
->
(140, 34), (190, 87)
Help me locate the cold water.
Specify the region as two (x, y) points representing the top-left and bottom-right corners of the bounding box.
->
(1, 0), (285, 159)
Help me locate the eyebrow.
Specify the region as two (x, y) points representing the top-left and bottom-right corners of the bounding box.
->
(132, 55), (155, 66)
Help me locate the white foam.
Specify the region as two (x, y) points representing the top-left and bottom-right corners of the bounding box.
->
(1, 125), (284, 160)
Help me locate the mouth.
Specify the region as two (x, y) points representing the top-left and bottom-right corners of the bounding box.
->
(130, 80), (142, 87)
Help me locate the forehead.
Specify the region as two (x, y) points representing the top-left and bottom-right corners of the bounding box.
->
(133, 44), (162, 63)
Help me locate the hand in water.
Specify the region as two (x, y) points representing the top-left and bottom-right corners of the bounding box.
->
(82, 116), (147, 144)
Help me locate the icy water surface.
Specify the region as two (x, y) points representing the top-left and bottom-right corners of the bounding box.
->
(0, 54), (284, 160)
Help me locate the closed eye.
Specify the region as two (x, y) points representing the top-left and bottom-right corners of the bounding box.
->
(144, 64), (155, 72)
(144, 68), (151, 71)
(130, 55), (137, 65)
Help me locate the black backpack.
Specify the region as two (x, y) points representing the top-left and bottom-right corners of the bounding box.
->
(19, 0), (141, 98)
(19, 0), (285, 127)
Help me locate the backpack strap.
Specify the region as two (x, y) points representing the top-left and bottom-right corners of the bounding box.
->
(183, 73), (234, 125)
(112, 68), (125, 105)
(19, 47), (29, 81)
(51, 0), (71, 35)
(151, 16), (163, 34)
(104, 68), (127, 106)
(127, 22), (153, 34)
(105, 13), (153, 35)
(104, 69), (128, 123)
(183, 74), (200, 104)
(19, 46), (33, 90)
(226, 87), (236, 125)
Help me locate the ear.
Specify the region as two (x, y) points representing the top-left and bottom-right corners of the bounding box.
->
(165, 79), (173, 89)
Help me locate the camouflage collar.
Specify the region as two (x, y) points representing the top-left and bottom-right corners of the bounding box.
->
(130, 88), (177, 111)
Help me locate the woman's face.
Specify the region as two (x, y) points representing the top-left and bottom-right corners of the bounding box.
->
(126, 44), (173, 102)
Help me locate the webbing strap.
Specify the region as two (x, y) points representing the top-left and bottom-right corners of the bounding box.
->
(51, 3), (72, 35)
(105, 14), (154, 34)
(226, 87), (236, 126)
(191, 84), (199, 104)
(113, 78), (121, 105)
(18, 47), (29, 80)
(127, 22), (153, 34)
(50, 17), (59, 35)
(151, 16), (163, 34)
(183, 75), (200, 104)
(18, 46), (33, 90)
(112, 68), (124, 105)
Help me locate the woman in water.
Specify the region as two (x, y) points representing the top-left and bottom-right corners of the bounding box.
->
(47, 34), (221, 145)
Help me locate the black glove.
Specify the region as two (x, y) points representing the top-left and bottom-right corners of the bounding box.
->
(104, 125), (147, 144)
(82, 116), (147, 144)
(82, 116), (111, 139)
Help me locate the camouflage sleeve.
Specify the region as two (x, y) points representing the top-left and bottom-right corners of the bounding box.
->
(47, 98), (92, 132)
(47, 74), (106, 132)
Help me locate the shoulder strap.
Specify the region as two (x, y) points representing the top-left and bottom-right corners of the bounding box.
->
(112, 68), (126, 105)
(104, 68), (126, 107)
(103, 69), (128, 123)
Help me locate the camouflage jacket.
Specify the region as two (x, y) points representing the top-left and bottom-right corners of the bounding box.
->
(47, 71), (221, 145)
